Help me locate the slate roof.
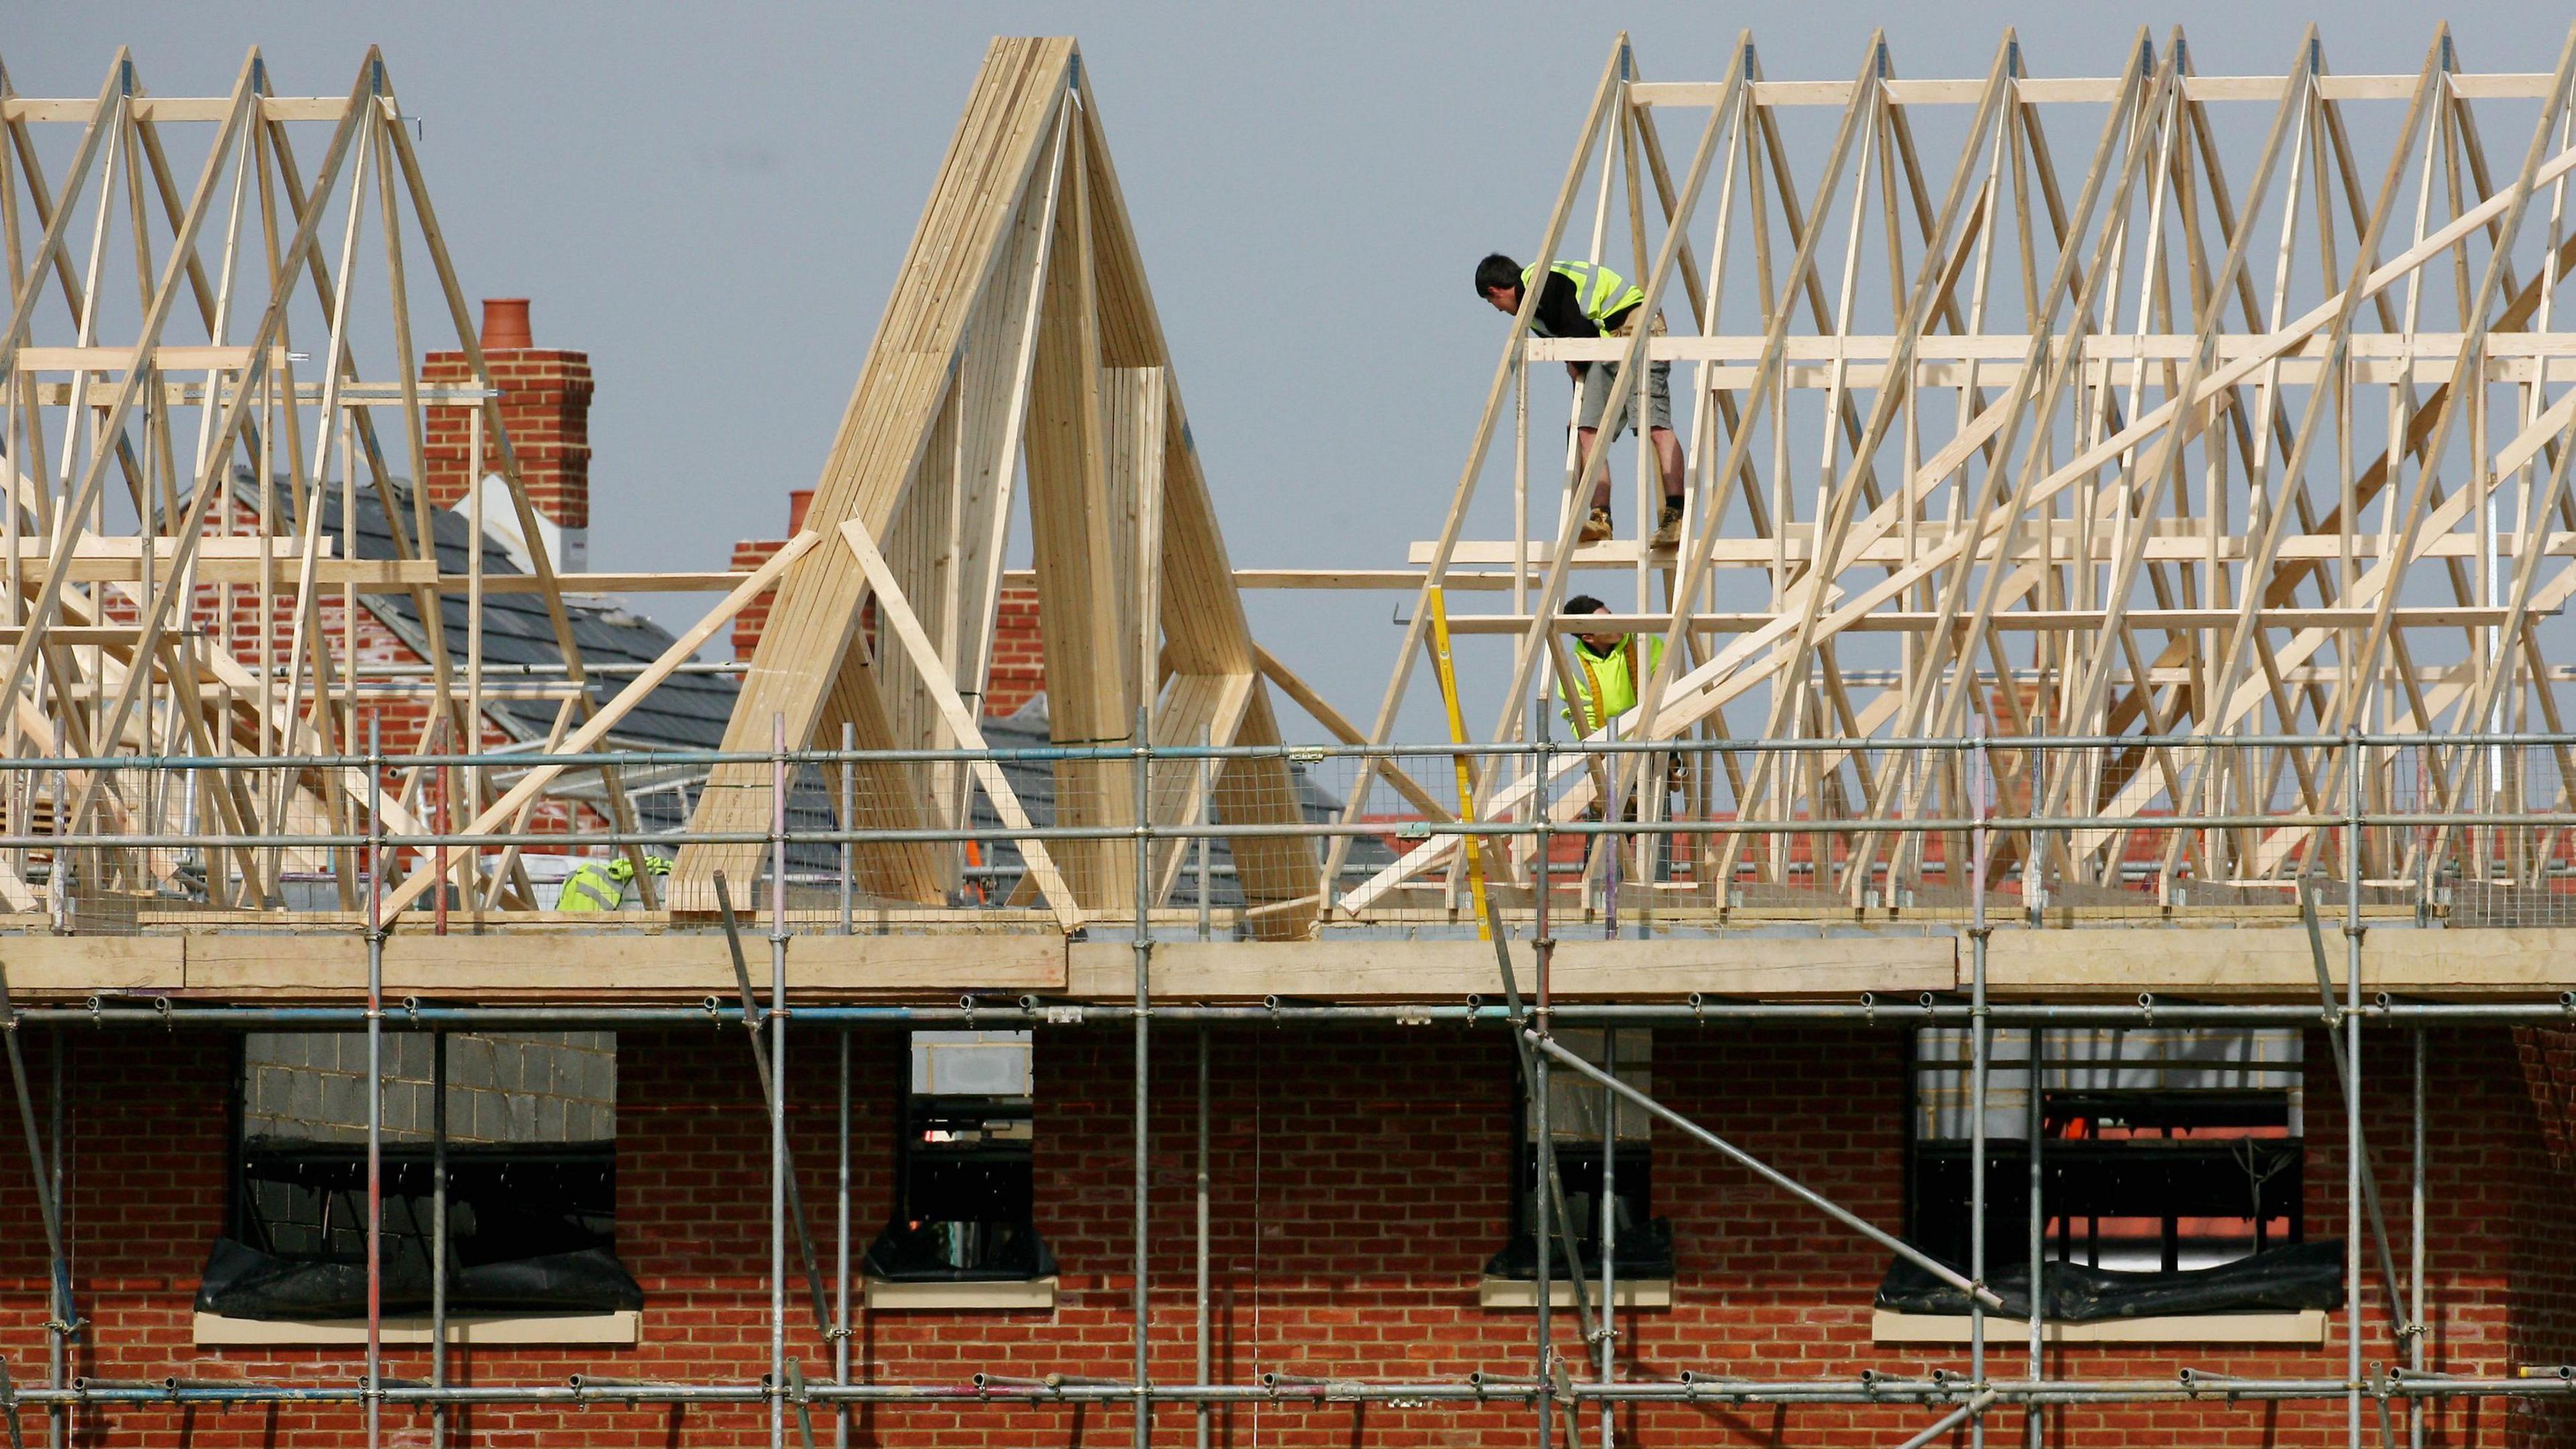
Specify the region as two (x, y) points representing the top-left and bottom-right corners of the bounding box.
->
(959, 696), (1397, 909)
(242, 474), (737, 752)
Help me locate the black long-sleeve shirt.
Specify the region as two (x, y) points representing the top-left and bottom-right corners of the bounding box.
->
(1525, 269), (1637, 341)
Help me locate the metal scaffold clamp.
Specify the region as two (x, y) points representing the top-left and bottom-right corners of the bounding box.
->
(1546, 1350), (1577, 1408)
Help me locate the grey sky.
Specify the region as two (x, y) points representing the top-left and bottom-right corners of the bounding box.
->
(23, 2), (2569, 741)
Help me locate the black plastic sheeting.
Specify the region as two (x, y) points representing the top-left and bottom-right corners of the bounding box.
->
(1876, 1240), (2345, 1322)
(195, 1238), (643, 1321)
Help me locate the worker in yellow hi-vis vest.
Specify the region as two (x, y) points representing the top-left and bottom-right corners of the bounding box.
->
(1555, 596), (1686, 841)
(1474, 254), (1686, 547)
(1556, 594), (1664, 735)
(558, 853), (672, 912)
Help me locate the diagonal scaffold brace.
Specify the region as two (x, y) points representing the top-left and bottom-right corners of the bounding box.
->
(0, 1347), (24, 1449)
(1530, 1031), (2004, 1310)
(2299, 875), (2416, 1340)
(1483, 926), (1602, 1449)
(712, 870), (835, 1339)
(0, 956), (77, 1354)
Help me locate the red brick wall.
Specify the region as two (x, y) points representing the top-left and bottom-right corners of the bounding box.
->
(422, 349), (593, 529)
(2514, 1026), (2576, 1446)
(0, 1022), (2565, 1446)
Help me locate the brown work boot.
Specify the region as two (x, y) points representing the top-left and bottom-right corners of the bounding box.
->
(1579, 506), (1614, 543)
(1652, 501), (1685, 548)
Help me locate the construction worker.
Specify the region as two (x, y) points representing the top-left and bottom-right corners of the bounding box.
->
(1475, 254), (1686, 547)
(1556, 594), (1665, 735)
(557, 853), (672, 912)
(1558, 597), (1686, 847)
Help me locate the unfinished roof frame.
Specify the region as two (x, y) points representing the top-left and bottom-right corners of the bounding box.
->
(0, 46), (667, 914)
(1343, 22), (2576, 931)
(14, 29), (2576, 940)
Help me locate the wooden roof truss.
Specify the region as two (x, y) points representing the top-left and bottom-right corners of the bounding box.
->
(663, 38), (1319, 937)
(1344, 24), (2576, 916)
(0, 47), (659, 914)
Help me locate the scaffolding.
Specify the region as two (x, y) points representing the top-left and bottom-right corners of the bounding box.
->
(5, 23), (2576, 1449)
(0, 732), (2563, 1449)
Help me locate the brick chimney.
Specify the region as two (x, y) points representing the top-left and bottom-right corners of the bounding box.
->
(729, 490), (812, 661)
(727, 490), (1046, 718)
(980, 589), (1046, 718)
(423, 298), (592, 572)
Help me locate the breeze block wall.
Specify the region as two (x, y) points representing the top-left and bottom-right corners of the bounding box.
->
(0, 1022), (2567, 1446)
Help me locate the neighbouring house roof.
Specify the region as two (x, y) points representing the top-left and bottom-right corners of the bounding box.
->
(192, 476), (1391, 914)
(961, 694), (1397, 909)
(234, 473), (737, 753)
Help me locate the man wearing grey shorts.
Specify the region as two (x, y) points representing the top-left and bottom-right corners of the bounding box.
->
(1477, 253), (1687, 547)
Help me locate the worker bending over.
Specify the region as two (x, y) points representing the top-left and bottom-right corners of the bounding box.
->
(559, 853), (672, 912)
(1475, 254), (1686, 546)
(1557, 594), (1665, 736)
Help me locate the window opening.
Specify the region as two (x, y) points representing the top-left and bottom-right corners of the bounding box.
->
(866, 1030), (1053, 1281)
(1489, 1028), (1671, 1280)
(1907, 1026), (2303, 1275)
(201, 1031), (639, 1321)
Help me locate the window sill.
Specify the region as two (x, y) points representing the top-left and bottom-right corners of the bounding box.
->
(863, 1275), (1057, 1311)
(1872, 1309), (2328, 1346)
(1479, 1277), (1672, 1311)
(193, 1310), (640, 1348)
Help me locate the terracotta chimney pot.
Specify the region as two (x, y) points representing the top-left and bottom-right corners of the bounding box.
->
(481, 297), (533, 351)
(788, 489), (815, 533)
